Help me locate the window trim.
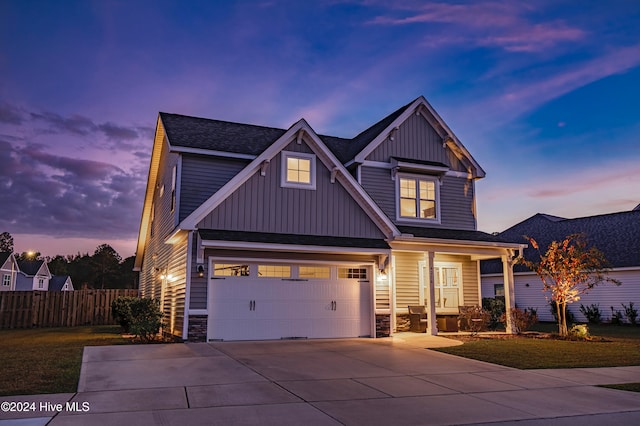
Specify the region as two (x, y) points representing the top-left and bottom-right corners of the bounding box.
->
(280, 151), (316, 190)
(170, 165), (177, 212)
(395, 172), (441, 224)
(2, 274), (11, 287)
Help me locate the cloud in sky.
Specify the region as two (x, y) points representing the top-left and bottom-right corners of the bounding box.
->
(367, 2), (585, 53)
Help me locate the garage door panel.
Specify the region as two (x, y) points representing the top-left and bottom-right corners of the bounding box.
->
(207, 262), (373, 341)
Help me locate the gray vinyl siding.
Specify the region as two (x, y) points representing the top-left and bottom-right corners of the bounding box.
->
(198, 140), (385, 239)
(189, 233), (207, 310)
(360, 166), (476, 230)
(366, 113), (465, 172)
(179, 155), (249, 222)
(482, 268), (640, 322)
(139, 148), (177, 300)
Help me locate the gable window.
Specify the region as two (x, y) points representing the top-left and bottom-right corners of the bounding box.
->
(2, 274), (10, 287)
(397, 174), (439, 222)
(38, 278), (44, 289)
(281, 151), (316, 189)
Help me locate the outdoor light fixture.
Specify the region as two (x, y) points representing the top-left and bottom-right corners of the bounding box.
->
(197, 265), (204, 278)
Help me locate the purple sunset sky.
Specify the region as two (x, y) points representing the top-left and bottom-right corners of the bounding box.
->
(1, 0), (639, 258)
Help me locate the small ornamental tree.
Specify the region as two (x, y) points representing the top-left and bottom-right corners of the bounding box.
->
(519, 233), (621, 337)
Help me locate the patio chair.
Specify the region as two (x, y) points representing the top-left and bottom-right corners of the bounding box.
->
(408, 305), (428, 333)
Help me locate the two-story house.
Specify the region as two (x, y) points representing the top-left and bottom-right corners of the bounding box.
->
(134, 96), (525, 342)
(16, 259), (52, 291)
(0, 252), (18, 291)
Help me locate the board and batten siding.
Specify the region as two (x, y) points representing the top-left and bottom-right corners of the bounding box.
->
(179, 155), (249, 222)
(360, 166), (476, 230)
(483, 269), (640, 322)
(197, 140), (385, 239)
(366, 112), (465, 172)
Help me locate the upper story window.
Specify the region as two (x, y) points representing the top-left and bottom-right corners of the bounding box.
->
(38, 278), (44, 289)
(170, 165), (177, 212)
(2, 274), (10, 287)
(281, 151), (316, 190)
(397, 174), (439, 223)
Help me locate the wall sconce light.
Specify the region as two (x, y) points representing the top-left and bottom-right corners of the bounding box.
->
(197, 265), (204, 278)
(377, 270), (388, 281)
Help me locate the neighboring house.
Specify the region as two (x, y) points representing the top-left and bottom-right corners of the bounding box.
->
(481, 209), (640, 322)
(0, 252), (18, 291)
(134, 96), (525, 342)
(15, 259), (52, 291)
(49, 275), (74, 291)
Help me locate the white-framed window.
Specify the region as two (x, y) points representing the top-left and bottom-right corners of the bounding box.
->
(299, 266), (330, 279)
(170, 165), (177, 212)
(2, 274), (10, 287)
(38, 278), (44, 289)
(338, 267), (368, 280)
(212, 263), (250, 277)
(281, 151), (316, 189)
(396, 173), (439, 223)
(258, 264), (291, 278)
(434, 262), (463, 312)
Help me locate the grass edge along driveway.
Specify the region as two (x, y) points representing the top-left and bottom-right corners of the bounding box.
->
(0, 326), (130, 396)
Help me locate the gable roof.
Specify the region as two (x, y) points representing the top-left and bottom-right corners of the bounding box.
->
(0, 252), (11, 267)
(177, 118), (399, 238)
(634, 203), (640, 211)
(481, 210), (640, 274)
(49, 275), (72, 291)
(17, 259), (46, 276)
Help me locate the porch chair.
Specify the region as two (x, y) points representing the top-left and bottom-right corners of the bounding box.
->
(408, 305), (428, 333)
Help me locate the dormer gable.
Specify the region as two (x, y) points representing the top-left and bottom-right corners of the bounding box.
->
(349, 97), (485, 179)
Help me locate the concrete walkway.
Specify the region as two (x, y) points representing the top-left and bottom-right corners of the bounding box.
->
(2, 335), (640, 425)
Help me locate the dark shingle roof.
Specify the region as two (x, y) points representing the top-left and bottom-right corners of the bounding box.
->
(397, 226), (522, 244)
(160, 113), (287, 156)
(0, 252), (11, 266)
(481, 210), (640, 274)
(199, 229), (389, 249)
(160, 100), (415, 164)
(17, 260), (44, 276)
(49, 275), (70, 291)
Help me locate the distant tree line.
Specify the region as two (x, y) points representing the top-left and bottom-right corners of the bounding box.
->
(1, 231), (137, 289)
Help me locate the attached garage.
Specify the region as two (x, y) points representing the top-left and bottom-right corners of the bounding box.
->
(207, 259), (373, 341)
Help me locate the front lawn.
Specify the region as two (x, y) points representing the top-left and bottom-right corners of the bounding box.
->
(0, 326), (130, 396)
(435, 324), (640, 369)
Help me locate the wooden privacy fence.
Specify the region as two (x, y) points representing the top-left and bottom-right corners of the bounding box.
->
(0, 289), (139, 329)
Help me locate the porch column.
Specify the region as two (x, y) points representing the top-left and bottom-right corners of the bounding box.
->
(502, 254), (516, 334)
(426, 251), (438, 336)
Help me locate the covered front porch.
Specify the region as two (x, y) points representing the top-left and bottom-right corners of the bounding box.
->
(378, 233), (525, 336)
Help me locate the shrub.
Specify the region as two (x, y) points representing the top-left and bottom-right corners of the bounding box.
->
(111, 296), (163, 342)
(129, 298), (164, 343)
(622, 302), (638, 325)
(482, 297), (505, 330)
(579, 303), (602, 324)
(111, 296), (137, 333)
(569, 324), (590, 340)
(458, 305), (491, 334)
(500, 307), (538, 334)
(610, 306), (624, 325)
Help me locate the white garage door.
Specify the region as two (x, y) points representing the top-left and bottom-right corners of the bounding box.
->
(207, 260), (373, 341)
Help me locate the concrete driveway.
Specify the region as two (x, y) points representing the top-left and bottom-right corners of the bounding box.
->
(3, 335), (640, 425)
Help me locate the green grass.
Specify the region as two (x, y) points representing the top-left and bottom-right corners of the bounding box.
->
(0, 326), (130, 396)
(435, 323), (640, 369)
(599, 383), (640, 393)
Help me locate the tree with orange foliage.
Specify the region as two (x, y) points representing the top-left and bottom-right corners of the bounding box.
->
(519, 234), (620, 337)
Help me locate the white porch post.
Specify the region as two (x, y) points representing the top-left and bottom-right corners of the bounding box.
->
(502, 254), (516, 334)
(426, 251), (438, 336)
